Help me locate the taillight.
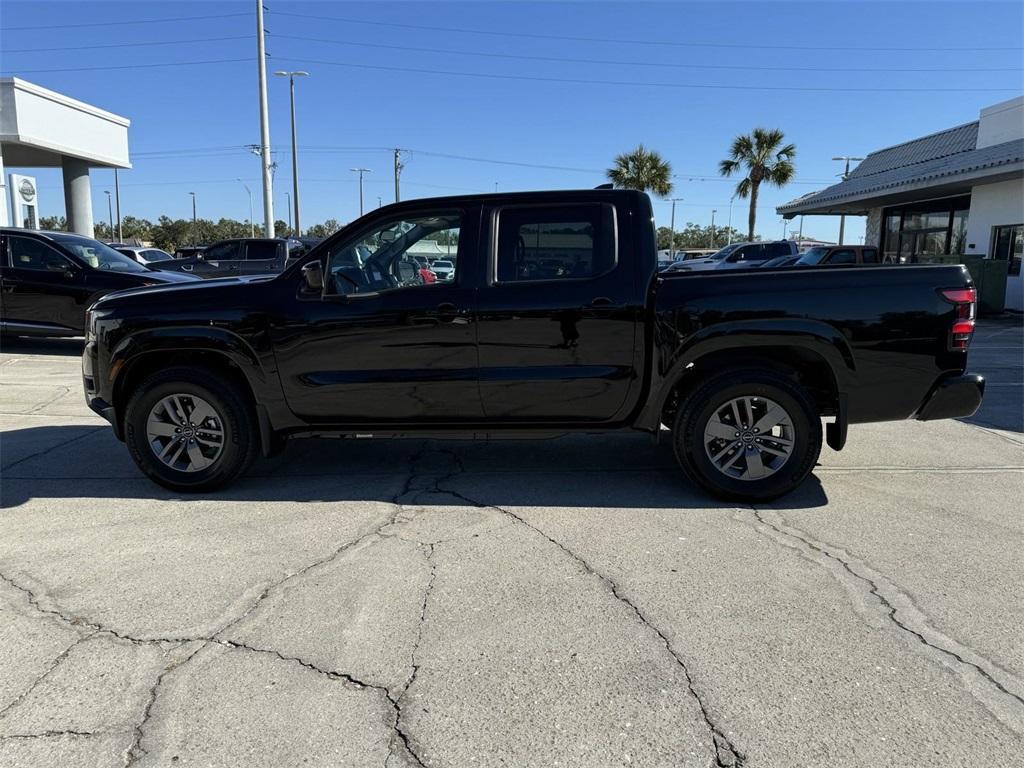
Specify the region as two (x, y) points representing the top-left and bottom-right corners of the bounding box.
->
(939, 287), (977, 350)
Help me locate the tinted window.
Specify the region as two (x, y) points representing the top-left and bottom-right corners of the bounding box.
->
(143, 249), (171, 261)
(203, 242), (240, 261)
(245, 241), (279, 261)
(496, 204), (614, 282)
(763, 242), (791, 258)
(732, 244), (761, 261)
(795, 247), (829, 266)
(325, 212), (462, 295)
(49, 233), (149, 273)
(7, 236), (72, 272)
(829, 249), (857, 265)
(862, 248), (879, 263)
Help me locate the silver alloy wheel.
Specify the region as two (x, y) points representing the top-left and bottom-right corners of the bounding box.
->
(146, 393), (225, 473)
(703, 395), (795, 481)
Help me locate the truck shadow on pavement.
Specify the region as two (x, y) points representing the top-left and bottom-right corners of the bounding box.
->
(0, 426), (828, 510)
(1, 336), (84, 357)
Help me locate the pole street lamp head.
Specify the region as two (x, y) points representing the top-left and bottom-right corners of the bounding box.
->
(274, 71), (310, 78)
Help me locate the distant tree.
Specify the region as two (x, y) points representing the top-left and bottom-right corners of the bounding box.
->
(39, 215), (67, 231)
(657, 223), (749, 251)
(606, 144), (673, 197)
(274, 220), (293, 238)
(719, 128), (795, 241)
(305, 218), (343, 239)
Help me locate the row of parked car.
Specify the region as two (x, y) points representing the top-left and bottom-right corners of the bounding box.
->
(659, 241), (882, 272)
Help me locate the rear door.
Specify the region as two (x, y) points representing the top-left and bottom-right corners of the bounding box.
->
(193, 241), (242, 277)
(243, 240), (285, 275)
(475, 201), (639, 422)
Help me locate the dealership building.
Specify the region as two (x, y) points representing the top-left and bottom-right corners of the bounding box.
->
(1, 77), (131, 236)
(778, 96), (1024, 312)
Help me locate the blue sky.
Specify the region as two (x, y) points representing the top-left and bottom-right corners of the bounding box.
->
(3, 0), (1022, 242)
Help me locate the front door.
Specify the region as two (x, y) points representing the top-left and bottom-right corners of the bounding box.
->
(475, 202), (639, 422)
(193, 241), (243, 277)
(271, 207), (483, 423)
(1, 234), (88, 334)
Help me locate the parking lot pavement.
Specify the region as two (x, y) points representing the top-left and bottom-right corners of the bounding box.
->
(1, 317), (1022, 768)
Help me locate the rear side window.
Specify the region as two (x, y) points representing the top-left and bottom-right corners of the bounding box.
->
(862, 248), (879, 263)
(829, 249), (857, 265)
(495, 204), (615, 282)
(245, 241), (279, 261)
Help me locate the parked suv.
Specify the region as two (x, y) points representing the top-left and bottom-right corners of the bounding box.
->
(675, 241), (798, 271)
(0, 228), (198, 337)
(795, 245), (880, 267)
(154, 238), (294, 278)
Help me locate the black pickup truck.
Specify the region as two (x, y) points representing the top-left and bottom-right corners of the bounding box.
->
(82, 189), (983, 501)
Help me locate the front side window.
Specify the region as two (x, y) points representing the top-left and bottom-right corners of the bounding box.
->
(49, 233), (148, 272)
(203, 242), (240, 261)
(7, 236), (73, 272)
(496, 204), (615, 282)
(325, 212), (462, 295)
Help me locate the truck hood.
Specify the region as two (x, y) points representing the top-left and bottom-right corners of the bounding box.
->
(93, 273), (276, 308)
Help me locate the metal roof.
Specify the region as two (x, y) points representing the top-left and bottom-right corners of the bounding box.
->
(778, 121), (1023, 215)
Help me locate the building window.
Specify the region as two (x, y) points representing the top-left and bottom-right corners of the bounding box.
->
(879, 196), (971, 263)
(993, 224), (1023, 277)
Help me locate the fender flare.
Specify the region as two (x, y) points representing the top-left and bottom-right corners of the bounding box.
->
(637, 318), (855, 438)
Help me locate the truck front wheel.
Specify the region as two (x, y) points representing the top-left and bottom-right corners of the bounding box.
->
(672, 369), (821, 502)
(124, 367), (258, 492)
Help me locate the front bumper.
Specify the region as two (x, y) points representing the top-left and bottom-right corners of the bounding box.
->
(915, 373), (985, 421)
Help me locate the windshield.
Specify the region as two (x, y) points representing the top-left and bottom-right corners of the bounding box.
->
(795, 247), (829, 266)
(709, 243), (742, 261)
(51, 234), (149, 273)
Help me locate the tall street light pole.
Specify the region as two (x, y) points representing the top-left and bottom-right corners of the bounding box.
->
(255, 0), (274, 237)
(285, 191), (291, 233)
(189, 192), (197, 245)
(668, 197), (682, 259)
(832, 156), (863, 245)
(351, 168), (371, 215)
(274, 70), (308, 237)
(113, 170), (122, 241)
(237, 180), (254, 237)
(727, 193), (737, 245)
(710, 209), (717, 248)
(104, 191), (113, 241)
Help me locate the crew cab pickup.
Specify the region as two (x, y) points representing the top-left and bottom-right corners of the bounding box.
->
(82, 190), (984, 501)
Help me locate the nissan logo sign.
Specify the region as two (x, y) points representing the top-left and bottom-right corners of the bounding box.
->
(19, 179), (36, 202)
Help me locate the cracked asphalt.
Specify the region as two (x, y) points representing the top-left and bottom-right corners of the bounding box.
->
(1, 315), (1022, 767)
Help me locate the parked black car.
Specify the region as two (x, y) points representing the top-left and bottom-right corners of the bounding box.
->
(0, 229), (199, 337)
(155, 238), (302, 279)
(83, 190), (983, 501)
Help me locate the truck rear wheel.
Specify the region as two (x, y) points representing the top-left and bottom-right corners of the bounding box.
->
(124, 367), (258, 492)
(672, 369), (821, 502)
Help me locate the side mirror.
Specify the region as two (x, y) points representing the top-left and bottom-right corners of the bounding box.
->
(302, 260), (324, 292)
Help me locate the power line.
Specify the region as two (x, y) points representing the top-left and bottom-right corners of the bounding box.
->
(267, 10), (1022, 52)
(271, 33), (1024, 75)
(273, 57), (1021, 93)
(2, 12), (249, 31)
(2, 58), (250, 75)
(3, 36), (249, 53)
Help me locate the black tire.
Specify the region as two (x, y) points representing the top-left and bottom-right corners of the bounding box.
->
(672, 368), (821, 502)
(124, 367), (258, 492)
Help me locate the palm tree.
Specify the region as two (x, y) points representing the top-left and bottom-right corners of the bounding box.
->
(606, 144), (673, 197)
(719, 128), (795, 241)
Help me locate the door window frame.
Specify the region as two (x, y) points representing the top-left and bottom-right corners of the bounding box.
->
(5, 234), (77, 273)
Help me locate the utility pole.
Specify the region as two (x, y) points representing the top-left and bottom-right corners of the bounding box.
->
(104, 191), (113, 241)
(113, 169), (122, 241)
(667, 197), (682, 259)
(710, 209), (717, 248)
(727, 193), (737, 245)
(351, 168), (371, 215)
(393, 148), (403, 202)
(189, 192), (197, 245)
(832, 156), (863, 245)
(798, 215), (804, 244)
(285, 191), (291, 234)
(256, 0), (274, 237)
